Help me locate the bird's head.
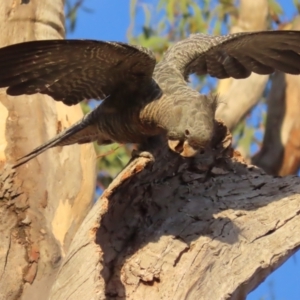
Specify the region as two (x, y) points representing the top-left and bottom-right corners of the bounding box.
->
(166, 94), (218, 157)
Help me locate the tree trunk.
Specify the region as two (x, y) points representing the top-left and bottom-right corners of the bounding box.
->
(0, 1), (96, 299)
(48, 123), (300, 299)
(2, 1), (300, 300)
(253, 17), (300, 175)
(216, 0), (269, 132)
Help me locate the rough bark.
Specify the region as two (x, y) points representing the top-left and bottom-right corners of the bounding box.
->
(216, 0), (269, 131)
(48, 123), (300, 300)
(253, 17), (300, 176)
(0, 1), (95, 299)
(1, 2), (300, 300)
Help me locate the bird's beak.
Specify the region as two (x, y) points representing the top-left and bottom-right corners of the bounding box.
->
(168, 140), (199, 157)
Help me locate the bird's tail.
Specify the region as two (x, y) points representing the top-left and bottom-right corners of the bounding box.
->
(12, 118), (107, 168)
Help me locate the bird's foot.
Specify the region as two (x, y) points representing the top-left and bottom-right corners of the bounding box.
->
(131, 149), (155, 161)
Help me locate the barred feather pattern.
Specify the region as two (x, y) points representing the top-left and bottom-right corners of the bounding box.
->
(1, 30), (300, 166)
(162, 31), (300, 81)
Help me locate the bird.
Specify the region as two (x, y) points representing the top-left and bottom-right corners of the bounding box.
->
(1, 30), (300, 168)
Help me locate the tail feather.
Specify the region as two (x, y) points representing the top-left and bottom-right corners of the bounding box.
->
(12, 120), (103, 168)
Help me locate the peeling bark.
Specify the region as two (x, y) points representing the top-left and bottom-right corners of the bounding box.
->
(253, 17), (300, 175)
(0, 1), (95, 299)
(48, 123), (300, 300)
(216, 0), (269, 131)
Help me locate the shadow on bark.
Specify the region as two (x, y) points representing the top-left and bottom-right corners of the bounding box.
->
(3, 119), (299, 299)
(94, 121), (288, 299)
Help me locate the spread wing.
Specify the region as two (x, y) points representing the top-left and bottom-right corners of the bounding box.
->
(0, 40), (156, 105)
(162, 30), (300, 80)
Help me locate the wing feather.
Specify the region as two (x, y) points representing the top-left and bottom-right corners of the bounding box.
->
(162, 30), (300, 80)
(0, 40), (156, 105)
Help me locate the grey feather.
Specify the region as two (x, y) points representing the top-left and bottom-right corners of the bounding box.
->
(0, 40), (156, 105)
(162, 31), (300, 80)
(1, 30), (300, 166)
(12, 105), (112, 168)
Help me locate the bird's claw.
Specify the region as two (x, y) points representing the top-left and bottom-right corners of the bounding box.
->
(131, 149), (155, 161)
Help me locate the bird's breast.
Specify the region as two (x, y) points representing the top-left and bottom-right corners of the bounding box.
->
(97, 105), (161, 144)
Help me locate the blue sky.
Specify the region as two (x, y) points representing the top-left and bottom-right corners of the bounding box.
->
(67, 1), (300, 299)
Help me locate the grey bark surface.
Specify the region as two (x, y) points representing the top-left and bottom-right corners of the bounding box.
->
(49, 124), (300, 300)
(216, 0), (269, 131)
(0, 1), (96, 299)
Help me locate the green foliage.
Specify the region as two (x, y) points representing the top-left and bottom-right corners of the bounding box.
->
(65, 0), (93, 33)
(95, 144), (133, 178)
(268, 0), (283, 15)
(128, 0), (237, 51)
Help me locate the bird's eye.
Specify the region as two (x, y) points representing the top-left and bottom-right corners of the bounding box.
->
(185, 129), (190, 136)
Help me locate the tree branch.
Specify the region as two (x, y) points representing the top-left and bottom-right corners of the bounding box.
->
(216, 0), (269, 131)
(49, 122), (300, 299)
(253, 17), (300, 175)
